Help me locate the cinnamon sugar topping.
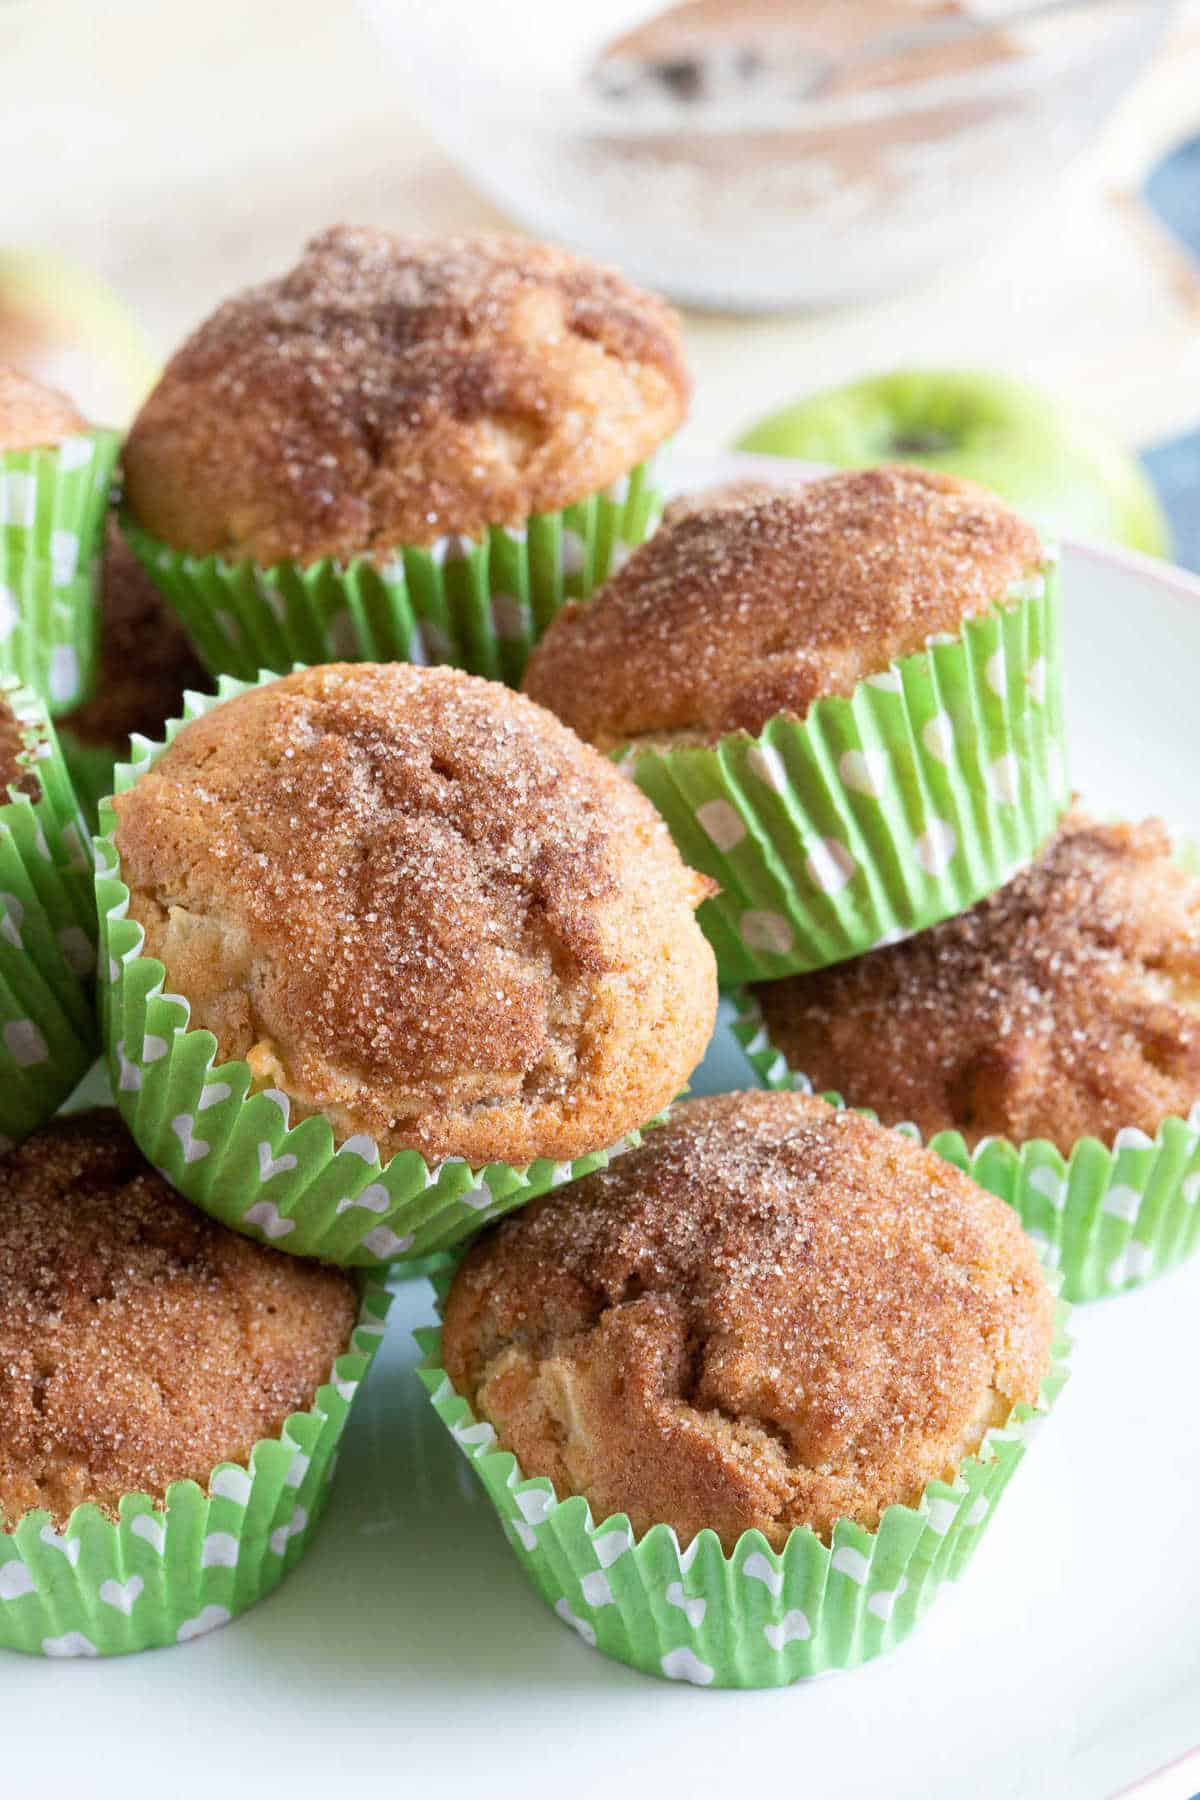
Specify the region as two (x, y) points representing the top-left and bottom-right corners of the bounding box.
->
(443, 1089), (1054, 1549)
(0, 1111), (356, 1529)
(755, 814), (1200, 1152)
(523, 465), (1042, 747)
(113, 663), (716, 1167)
(123, 227), (690, 563)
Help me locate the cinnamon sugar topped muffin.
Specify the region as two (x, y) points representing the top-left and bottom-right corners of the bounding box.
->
(59, 524), (207, 757)
(753, 815), (1200, 1154)
(0, 364), (87, 452)
(0, 1111), (357, 1528)
(112, 662), (716, 1167)
(442, 1089), (1055, 1550)
(522, 466), (1043, 748)
(123, 226), (690, 567)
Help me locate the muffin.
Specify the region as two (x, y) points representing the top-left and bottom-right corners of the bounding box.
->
(0, 364), (120, 713)
(0, 677), (97, 1151)
(427, 1090), (1066, 1686)
(57, 522), (210, 825)
(523, 466), (1066, 983)
(121, 227), (688, 686)
(98, 661), (717, 1264)
(738, 814), (1200, 1300)
(0, 1110), (386, 1657)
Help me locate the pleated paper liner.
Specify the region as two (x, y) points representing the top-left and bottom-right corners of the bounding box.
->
(0, 677), (99, 1149)
(121, 458), (662, 690)
(94, 673), (654, 1267)
(0, 1281), (390, 1658)
(58, 728), (120, 833)
(418, 1297), (1071, 1690)
(732, 987), (1200, 1304)
(627, 563), (1066, 987)
(0, 429), (120, 713)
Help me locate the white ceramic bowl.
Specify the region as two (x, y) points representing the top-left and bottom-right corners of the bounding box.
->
(362, 0), (1177, 310)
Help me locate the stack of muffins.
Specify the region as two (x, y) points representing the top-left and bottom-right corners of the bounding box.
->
(0, 220), (1189, 1685)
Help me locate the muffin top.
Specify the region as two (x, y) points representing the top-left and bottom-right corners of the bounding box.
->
(443, 1089), (1054, 1550)
(58, 524), (208, 755)
(0, 364), (87, 452)
(522, 467), (1042, 748)
(113, 662), (716, 1167)
(754, 815), (1200, 1154)
(0, 1111), (357, 1528)
(122, 226), (690, 565)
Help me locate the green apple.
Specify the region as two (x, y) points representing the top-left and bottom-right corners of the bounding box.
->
(735, 369), (1172, 559)
(0, 247), (158, 427)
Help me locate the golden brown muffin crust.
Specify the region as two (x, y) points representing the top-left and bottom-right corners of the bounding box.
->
(522, 466), (1042, 748)
(123, 227), (690, 565)
(754, 815), (1200, 1154)
(0, 363), (87, 452)
(0, 1111), (357, 1529)
(443, 1090), (1054, 1549)
(58, 523), (209, 754)
(113, 663), (716, 1167)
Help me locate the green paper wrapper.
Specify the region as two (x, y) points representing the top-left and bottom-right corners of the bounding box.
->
(418, 1296), (1071, 1689)
(0, 1281), (390, 1657)
(0, 430), (120, 712)
(732, 986), (1200, 1303)
(626, 564), (1066, 986)
(57, 727), (119, 832)
(95, 672), (655, 1267)
(0, 677), (98, 1150)
(122, 458), (662, 688)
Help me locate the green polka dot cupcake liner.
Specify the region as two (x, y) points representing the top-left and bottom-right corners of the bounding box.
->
(626, 562), (1066, 987)
(121, 457), (662, 691)
(0, 1280), (390, 1658)
(94, 670), (655, 1267)
(0, 429), (120, 713)
(57, 728), (121, 833)
(0, 677), (99, 1151)
(732, 987), (1200, 1304)
(418, 1297), (1071, 1689)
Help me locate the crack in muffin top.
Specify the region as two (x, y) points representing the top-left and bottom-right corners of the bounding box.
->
(122, 226), (690, 564)
(0, 363), (87, 452)
(0, 1111), (357, 1528)
(522, 466), (1043, 747)
(113, 663), (716, 1166)
(442, 1089), (1055, 1549)
(754, 814), (1200, 1153)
